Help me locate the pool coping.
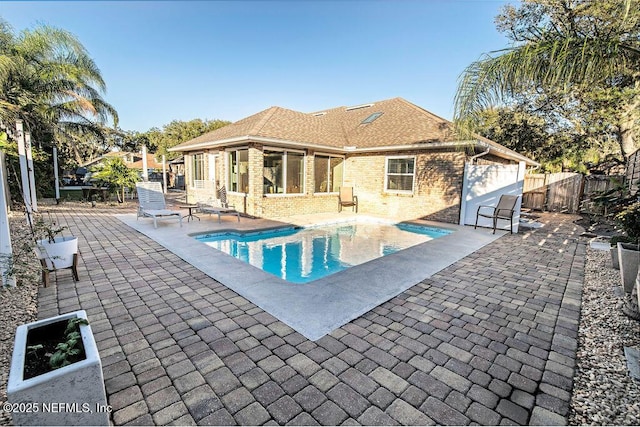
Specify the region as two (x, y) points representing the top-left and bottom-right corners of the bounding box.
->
(116, 213), (505, 340)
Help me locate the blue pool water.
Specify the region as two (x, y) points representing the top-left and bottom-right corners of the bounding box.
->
(195, 221), (452, 284)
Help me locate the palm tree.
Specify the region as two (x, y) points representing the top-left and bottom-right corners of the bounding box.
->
(90, 157), (139, 203)
(0, 19), (117, 160)
(454, 0), (640, 159)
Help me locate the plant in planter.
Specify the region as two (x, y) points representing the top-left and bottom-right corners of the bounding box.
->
(31, 213), (79, 287)
(610, 234), (634, 270)
(589, 183), (634, 267)
(7, 310), (109, 426)
(25, 317), (89, 375)
(614, 202), (640, 318)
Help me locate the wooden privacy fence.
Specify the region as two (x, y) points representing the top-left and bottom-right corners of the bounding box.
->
(627, 148), (640, 194)
(522, 173), (624, 214)
(522, 174), (548, 212)
(523, 173), (583, 213)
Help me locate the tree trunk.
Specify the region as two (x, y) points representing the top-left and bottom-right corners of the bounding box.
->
(620, 88), (640, 160)
(620, 114), (636, 159)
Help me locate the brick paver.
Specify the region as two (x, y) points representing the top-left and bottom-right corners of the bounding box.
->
(37, 204), (585, 425)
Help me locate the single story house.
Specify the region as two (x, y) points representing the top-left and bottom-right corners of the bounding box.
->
(170, 97), (538, 223)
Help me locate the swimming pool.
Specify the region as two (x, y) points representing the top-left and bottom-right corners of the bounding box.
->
(195, 221), (453, 283)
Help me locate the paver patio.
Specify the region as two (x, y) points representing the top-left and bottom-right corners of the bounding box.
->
(37, 204), (585, 426)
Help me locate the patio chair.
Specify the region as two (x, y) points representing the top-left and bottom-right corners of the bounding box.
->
(136, 182), (182, 228)
(196, 187), (240, 223)
(339, 187), (358, 213)
(474, 194), (519, 234)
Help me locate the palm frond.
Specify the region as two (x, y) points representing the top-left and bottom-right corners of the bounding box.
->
(454, 35), (637, 133)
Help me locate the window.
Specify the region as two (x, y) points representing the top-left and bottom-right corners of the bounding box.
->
(286, 152), (304, 194)
(191, 153), (205, 187)
(314, 155), (344, 193)
(263, 151), (283, 194)
(361, 112), (383, 124)
(228, 149), (248, 193)
(208, 153), (217, 182)
(263, 150), (304, 194)
(385, 156), (415, 193)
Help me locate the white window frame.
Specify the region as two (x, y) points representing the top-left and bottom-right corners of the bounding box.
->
(190, 152), (206, 189)
(313, 152), (344, 194)
(208, 153), (218, 183)
(226, 147), (249, 194)
(384, 155), (416, 194)
(263, 147), (306, 196)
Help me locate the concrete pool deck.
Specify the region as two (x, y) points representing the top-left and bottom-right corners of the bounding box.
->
(35, 202), (586, 426)
(116, 212), (505, 340)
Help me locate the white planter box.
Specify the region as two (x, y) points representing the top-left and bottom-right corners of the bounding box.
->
(35, 236), (78, 270)
(618, 242), (640, 294)
(611, 246), (620, 270)
(637, 271), (640, 314)
(7, 310), (109, 426)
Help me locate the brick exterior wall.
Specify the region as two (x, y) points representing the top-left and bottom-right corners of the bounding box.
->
(343, 150), (466, 223)
(183, 144), (511, 224)
(476, 154), (512, 165)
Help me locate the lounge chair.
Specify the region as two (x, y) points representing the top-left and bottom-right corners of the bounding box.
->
(136, 182), (182, 228)
(474, 194), (519, 234)
(196, 188), (240, 223)
(339, 186), (358, 213)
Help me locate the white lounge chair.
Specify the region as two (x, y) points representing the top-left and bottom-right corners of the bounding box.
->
(136, 182), (182, 228)
(196, 198), (240, 223)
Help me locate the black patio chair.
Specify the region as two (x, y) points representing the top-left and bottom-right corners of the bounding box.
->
(474, 195), (519, 234)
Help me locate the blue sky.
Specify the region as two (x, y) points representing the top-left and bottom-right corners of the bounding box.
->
(1, 1), (512, 133)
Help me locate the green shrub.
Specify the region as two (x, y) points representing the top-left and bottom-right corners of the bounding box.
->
(616, 202), (640, 242)
(611, 235), (635, 246)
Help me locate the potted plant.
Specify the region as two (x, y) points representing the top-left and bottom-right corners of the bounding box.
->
(611, 235), (634, 270)
(32, 214), (79, 286)
(7, 310), (109, 426)
(613, 202), (640, 318)
(589, 184), (632, 269)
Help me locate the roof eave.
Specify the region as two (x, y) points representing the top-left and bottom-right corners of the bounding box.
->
(170, 136), (539, 166)
(169, 135), (345, 153)
(168, 136), (252, 152)
(472, 140), (540, 167)
(347, 141), (539, 166)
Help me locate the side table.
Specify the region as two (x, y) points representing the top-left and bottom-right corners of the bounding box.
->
(180, 205), (200, 222)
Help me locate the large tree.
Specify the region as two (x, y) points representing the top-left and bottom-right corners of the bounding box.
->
(472, 105), (617, 172)
(0, 19), (117, 161)
(145, 119), (230, 160)
(454, 0), (640, 161)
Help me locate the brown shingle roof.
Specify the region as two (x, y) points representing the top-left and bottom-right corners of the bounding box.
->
(170, 97), (537, 165)
(172, 98), (458, 150)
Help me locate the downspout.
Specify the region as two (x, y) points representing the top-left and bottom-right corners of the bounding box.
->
(469, 146), (491, 164)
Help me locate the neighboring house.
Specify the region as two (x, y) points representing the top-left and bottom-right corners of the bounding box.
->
(80, 151), (165, 183)
(82, 151), (163, 171)
(170, 97), (538, 223)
